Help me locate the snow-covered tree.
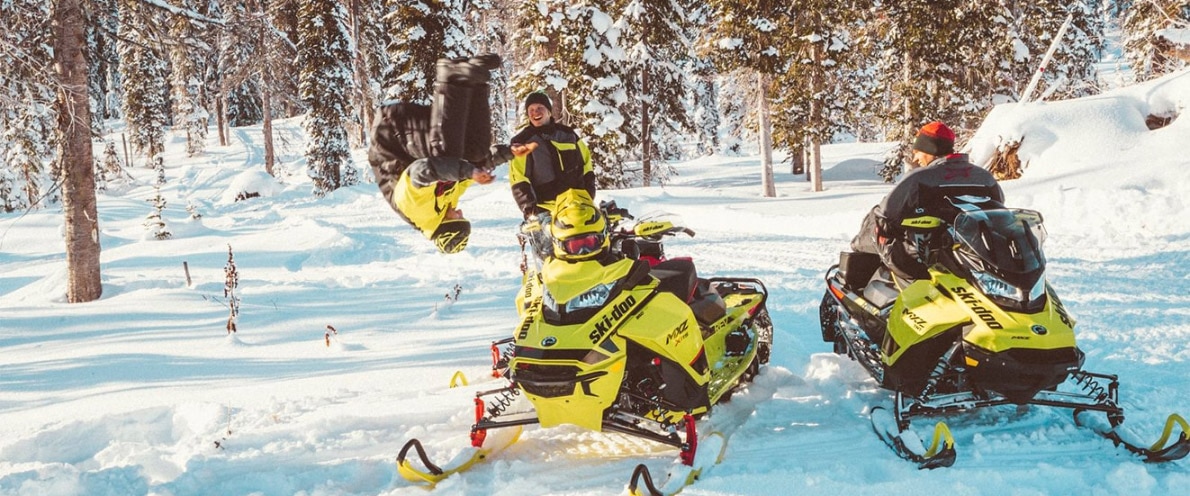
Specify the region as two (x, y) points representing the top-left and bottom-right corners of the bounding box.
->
(463, 0), (511, 144)
(1, 0), (57, 212)
(700, 1), (797, 196)
(169, 0), (211, 157)
(298, 0), (358, 197)
(118, 0), (170, 166)
(1123, 0), (1190, 81)
(512, 0), (632, 188)
(618, 0), (694, 186)
(87, 0), (122, 125)
(383, 0), (471, 103)
(144, 185), (172, 240)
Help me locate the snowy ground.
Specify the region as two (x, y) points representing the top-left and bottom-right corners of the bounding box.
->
(2, 70), (1188, 495)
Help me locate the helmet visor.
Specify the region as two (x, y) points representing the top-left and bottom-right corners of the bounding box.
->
(558, 232), (605, 256)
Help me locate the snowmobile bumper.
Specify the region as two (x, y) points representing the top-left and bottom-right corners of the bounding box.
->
(962, 342), (1084, 404)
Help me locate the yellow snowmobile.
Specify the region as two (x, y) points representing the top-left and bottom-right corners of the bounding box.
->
(398, 190), (772, 485)
(820, 196), (1188, 468)
(498, 190), (769, 457)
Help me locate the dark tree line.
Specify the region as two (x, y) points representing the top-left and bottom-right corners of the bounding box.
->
(2, 0), (1188, 301)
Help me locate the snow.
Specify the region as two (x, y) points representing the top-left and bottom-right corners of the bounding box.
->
(2, 70), (1189, 495)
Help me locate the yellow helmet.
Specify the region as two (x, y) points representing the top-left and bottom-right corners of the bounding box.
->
(431, 219), (470, 254)
(549, 189), (607, 261)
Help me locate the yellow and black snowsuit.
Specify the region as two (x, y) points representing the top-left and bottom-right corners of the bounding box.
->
(368, 103), (479, 249)
(509, 122), (594, 218)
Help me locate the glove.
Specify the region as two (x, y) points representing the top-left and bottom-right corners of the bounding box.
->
(489, 144), (515, 166)
(520, 214), (542, 234)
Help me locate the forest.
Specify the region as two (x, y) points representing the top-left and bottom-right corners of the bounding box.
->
(1, 1), (1188, 302)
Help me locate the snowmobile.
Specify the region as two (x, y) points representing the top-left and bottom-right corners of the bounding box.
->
(819, 195), (1188, 468)
(398, 190), (773, 486)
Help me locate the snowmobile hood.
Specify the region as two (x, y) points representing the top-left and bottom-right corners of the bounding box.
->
(541, 256), (637, 304)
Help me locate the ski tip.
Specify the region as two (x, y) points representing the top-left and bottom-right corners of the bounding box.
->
(449, 370), (469, 388)
(1145, 413), (1190, 462)
(627, 463), (661, 496)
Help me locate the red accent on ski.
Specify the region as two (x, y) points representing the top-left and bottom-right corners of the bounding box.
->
(471, 398), (488, 447)
(680, 414), (698, 466)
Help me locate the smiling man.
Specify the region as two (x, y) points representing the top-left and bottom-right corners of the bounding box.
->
(508, 91), (595, 222)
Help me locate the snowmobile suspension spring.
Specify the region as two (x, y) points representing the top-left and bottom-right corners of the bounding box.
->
(1072, 371), (1115, 403)
(921, 341), (963, 398)
(485, 386), (521, 419)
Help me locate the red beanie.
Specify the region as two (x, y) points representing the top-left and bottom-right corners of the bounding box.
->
(913, 121), (955, 156)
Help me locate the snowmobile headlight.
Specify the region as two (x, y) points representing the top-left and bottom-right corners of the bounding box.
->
(565, 282), (615, 312)
(1028, 275), (1047, 303)
(542, 287), (559, 313)
(972, 270), (1024, 302)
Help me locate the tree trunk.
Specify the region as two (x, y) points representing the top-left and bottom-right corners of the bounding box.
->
(641, 67), (652, 187)
(215, 88), (228, 146)
(259, 0), (276, 175)
(54, 0), (102, 302)
(808, 43), (824, 193)
(757, 72), (776, 198)
(350, 0), (373, 146)
(262, 83), (275, 176)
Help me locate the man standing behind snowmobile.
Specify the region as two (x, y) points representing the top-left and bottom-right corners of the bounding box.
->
(369, 54), (534, 254)
(851, 121), (1004, 282)
(509, 91), (595, 258)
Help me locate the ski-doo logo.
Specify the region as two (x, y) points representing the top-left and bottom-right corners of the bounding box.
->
(588, 295), (637, 344)
(1031, 325), (1048, 336)
(1051, 292), (1073, 328)
(517, 316), (533, 340)
(951, 287), (1004, 330)
(541, 336), (557, 347)
(665, 320), (691, 346)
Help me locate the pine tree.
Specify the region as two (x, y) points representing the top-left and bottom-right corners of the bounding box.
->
(169, 0), (211, 157)
(1123, 0), (1190, 81)
(700, 1), (798, 196)
(383, 0), (471, 102)
(512, 0), (633, 188)
(618, 0), (694, 186)
(767, 0), (870, 192)
(464, 0), (511, 144)
(88, 0), (122, 124)
(118, 0), (170, 167)
(297, 0), (358, 197)
(144, 185), (172, 240)
(344, 0), (390, 146)
(869, 1), (987, 148)
(994, 1), (1104, 102)
(1, 0), (57, 212)
(686, 3), (720, 157)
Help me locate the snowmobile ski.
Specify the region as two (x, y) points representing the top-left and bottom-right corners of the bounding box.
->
(870, 406), (956, 469)
(396, 424), (522, 486)
(627, 431), (728, 496)
(1075, 410), (1190, 463)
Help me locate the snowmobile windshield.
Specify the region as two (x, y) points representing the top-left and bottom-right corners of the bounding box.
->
(626, 211), (693, 240)
(952, 208), (1047, 276)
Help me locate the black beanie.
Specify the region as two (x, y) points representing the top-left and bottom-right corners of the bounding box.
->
(524, 91), (552, 111)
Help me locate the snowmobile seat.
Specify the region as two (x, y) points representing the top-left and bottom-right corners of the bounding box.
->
(838, 251), (881, 290)
(689, 279), (727, 325)
(651, 258), (697, 303)
(635, 239), (665, 267)
(863, 266), (901, 309)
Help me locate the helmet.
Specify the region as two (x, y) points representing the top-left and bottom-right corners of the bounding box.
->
(549, 190), (608, 261)
(431, 219), (471, 254)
